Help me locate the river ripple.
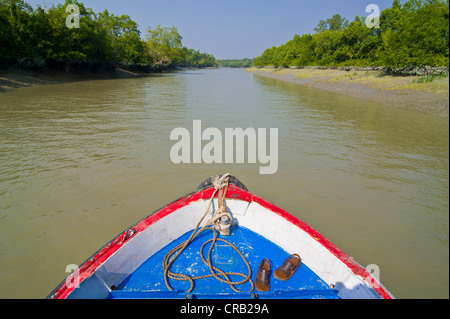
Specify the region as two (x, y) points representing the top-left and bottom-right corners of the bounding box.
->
(0, 68), (448, 298)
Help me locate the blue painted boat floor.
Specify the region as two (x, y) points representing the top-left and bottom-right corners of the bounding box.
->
(109, 226), (340, 299)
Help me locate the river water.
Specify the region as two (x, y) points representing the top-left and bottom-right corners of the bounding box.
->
(0, 68), (448, 298)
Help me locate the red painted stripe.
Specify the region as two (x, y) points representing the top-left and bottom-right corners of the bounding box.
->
(52, 184), (392, 299)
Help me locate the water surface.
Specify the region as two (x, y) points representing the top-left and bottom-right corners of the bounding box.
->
(0, 68), (448, 298)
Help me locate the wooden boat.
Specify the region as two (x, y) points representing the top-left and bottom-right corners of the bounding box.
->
(48, 174), (394, 299)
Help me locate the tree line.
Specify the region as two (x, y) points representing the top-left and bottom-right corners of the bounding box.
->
(0, 0), (217, 71)
(253, 0), (449, 68)
(217, 58), (254, 68)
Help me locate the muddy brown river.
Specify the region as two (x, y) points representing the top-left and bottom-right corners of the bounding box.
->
(0, 68), (448, 298)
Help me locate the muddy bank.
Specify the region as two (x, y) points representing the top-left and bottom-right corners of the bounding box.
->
(0, 56), (177, 92)
(0, 61), (177, 94)
(0, 67), (158, 92)
(247, 67), (449, 117)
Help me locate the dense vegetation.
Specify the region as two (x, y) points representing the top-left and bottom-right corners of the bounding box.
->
(217, 58), (253, 68)
(0, 0), (217, 71)
(253, 0), (449, 68)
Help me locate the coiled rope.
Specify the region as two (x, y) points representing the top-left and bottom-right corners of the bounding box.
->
(162, 174), (254, 293)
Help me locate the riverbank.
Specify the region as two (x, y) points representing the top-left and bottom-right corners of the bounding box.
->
(3, 66), (449, 117)
(246, 67), (449, 117)
(0, 67), (170, 93)
(0, 61), (219, 93)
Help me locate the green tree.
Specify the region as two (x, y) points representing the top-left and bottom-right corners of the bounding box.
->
(379, 0), (449, 66)
(0, 1), (16, 57)
(0, 0), (217, 71)
(254, 0), (449, 68)
(145, 24), (185, 67)
(218, 58), (253, 68)
(313, 30), (336, 64)
(44, 0), (109, 61)
(332, 16), (374, 65)
(97, 10), (144, 63)
(290, 34), (316, 66)
(314, 13), (349, 33)
(0, 0), (34, 57)
(184, 48), (216, 67)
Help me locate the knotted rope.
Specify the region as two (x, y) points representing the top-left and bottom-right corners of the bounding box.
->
(162, 174), (254, 293)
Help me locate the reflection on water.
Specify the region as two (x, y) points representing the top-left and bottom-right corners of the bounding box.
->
(0, 68), (448, 298)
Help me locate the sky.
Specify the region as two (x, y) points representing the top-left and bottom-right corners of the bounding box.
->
(26, 0), (396, 60)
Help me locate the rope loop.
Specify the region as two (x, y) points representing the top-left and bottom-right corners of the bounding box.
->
(162, 174), (254, 293)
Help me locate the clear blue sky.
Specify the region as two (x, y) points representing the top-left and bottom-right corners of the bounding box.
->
(26, 0), (395, 59)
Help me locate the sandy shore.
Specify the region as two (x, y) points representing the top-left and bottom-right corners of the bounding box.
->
(247, 67), (449, 117)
